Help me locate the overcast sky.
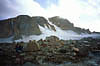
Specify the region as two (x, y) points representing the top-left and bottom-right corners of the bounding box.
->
(0, 0), (100, 32)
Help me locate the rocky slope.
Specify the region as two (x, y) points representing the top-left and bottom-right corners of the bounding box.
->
(0, 15), (56, 40)
(49, 16), (91, 34)
(0, 36), (100, 66)
(0, 15), (91, 40)
(0, 19), (14, 38)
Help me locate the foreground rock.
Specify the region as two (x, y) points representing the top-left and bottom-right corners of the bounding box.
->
(25, 40), (40, 52)
(0, 36), (100, 66)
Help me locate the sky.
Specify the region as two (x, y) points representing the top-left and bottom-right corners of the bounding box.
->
(0, 0), (100, 32)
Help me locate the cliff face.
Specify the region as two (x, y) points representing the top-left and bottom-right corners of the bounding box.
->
(0, 15), (91, 40)
(0, 19), (14, 38)
(32, 17), (56, 31)
(49, 16), (74, 30)
(0, 15), (56, 40)
(49, 16), (91, 34)
(13, 15), (42, 39)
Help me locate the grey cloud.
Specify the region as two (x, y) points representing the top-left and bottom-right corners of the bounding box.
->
(80, 0), (100, 18)
(0, 0), (22, 20)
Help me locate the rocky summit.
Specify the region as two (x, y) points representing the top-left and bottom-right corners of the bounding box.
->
(49, 16), (91, 34)
(0, 15), (91, 40)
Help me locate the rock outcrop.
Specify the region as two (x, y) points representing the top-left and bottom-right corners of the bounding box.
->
(0, 15), (92, 40)
(0, 15), (56, 40)
(0, 19), (14, 38)
(49, 16), (91, 34)
(13, 15), (42, 39)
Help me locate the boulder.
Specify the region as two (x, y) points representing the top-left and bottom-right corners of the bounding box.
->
(76, 47), (89, 57)
(25, 40), (40, 52)
(72, 47), (79, 52)
(45, 36), (59, 42)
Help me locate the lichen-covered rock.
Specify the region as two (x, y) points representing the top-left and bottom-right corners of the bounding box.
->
(0, 37), (100, 65)
(25, 40), (40, 52)
(45, 36), (59, 42)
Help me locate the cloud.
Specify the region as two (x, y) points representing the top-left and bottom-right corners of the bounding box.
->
(45, 0), (100, 32)
(0, 0), (19, 19)
(46, 0), (82, 21)
(0, 0), (100, 32)
(77, 0), (100, 32)
(0, 0), (47, 20)
(34, 0), (58, 8)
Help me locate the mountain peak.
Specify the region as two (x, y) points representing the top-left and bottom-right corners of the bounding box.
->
(0, 15), (92, 40)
